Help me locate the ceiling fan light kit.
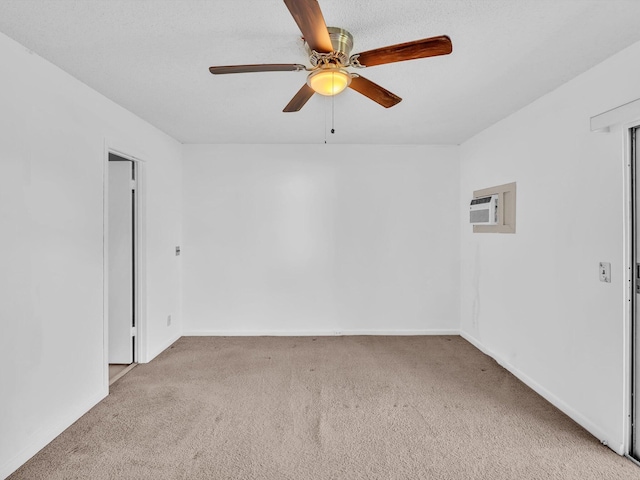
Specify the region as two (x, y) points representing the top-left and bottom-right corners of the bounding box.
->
(307, 67), (351, 96)
(209, 0), (453, 112)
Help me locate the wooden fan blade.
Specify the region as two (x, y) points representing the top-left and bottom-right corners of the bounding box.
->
(283, 84), (315, 112)
(209, 64), (305, 75)
(353, 35), (452, 67)
(283, 0), (333, 53)
(349, 75), (402, 108)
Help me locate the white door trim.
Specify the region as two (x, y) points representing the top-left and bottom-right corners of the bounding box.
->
(103, 140), (148, 391)
(599, 115), (640, 456)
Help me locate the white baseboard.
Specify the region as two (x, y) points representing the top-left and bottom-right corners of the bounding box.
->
(143, 332), (182, 363)
(459, 330), (624, 455)
(183, 329), (461, 337)
(1, 388), (108, 480)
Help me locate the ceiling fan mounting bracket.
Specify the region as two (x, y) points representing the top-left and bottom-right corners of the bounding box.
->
(349, 54), (364, 68)
(309, 50), (345, 67)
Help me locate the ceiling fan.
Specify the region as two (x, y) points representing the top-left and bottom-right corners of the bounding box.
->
(209, 0), (453, 112)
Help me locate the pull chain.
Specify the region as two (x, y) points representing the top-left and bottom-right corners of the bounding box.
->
(324, 72), (337, 143)
(324, 90), (328, 144)
(331, 72), (335, 134)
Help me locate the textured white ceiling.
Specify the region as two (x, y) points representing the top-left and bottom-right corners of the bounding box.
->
(1, 0), (640, 145)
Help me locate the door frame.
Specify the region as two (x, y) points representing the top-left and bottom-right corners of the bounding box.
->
(627, 125), (635, 460)
(623, 120), (640, 465)
(103, 141), (148, 390)
(627, 123), (640, 462)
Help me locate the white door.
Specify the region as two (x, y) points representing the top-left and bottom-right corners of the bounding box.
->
(108, 159), (135, 364)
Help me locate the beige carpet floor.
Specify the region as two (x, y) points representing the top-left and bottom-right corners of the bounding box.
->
(8, 336), (640, 479)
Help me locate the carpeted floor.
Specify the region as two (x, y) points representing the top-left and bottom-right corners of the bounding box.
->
(8, 336), (640, 479)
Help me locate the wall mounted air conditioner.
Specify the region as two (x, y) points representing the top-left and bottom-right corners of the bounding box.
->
(470, 194), (499, 225)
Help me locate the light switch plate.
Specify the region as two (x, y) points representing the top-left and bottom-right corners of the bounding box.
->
(599, 262), (611, 283)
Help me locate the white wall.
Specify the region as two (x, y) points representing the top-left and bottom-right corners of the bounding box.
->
(459, 40), (640, 454)
(0, 32), (182, 478)
(182, 144), (459, 335)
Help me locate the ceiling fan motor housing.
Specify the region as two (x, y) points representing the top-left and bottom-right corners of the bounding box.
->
(308, 27), (354, 66)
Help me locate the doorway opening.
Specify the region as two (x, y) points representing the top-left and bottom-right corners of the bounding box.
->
(107, 152), (139, 385)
